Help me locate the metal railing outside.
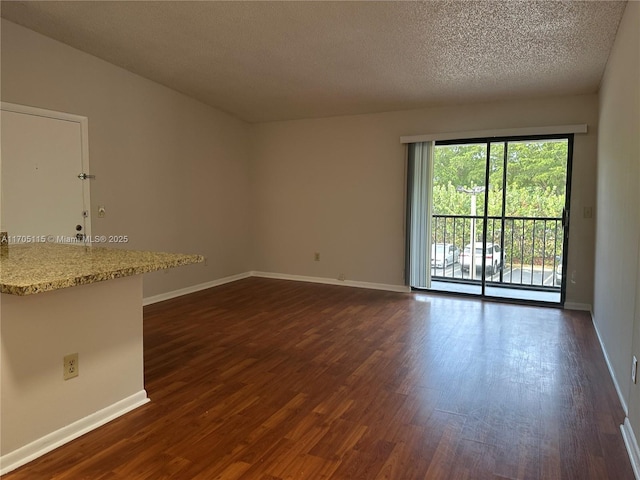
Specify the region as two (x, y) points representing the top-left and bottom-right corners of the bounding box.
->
(431, 214), (563, 290)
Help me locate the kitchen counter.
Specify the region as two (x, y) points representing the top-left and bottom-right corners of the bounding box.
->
(0, 243), (204, 295)
(1, 242), (204, 472)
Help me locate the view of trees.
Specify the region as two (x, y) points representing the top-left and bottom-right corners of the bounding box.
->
(431, 140), (568, 268)
(432, 140), (567, 217)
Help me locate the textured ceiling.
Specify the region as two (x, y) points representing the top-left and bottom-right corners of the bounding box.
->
(0, 1), (627, 123)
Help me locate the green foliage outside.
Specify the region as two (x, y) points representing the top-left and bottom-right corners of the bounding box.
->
(431, 140), (568, 267)
(432, 183), (565, 218)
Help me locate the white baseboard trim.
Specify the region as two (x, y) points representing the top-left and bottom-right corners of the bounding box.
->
(591, 311), (629, 415)
(0, 390), (149, 476)
(143, 272), (252, 306)
(622, 418), (640, 480)
(143, 271), (409, 306)
(251, 271), (411, 293)
(563, 302), (592, 311)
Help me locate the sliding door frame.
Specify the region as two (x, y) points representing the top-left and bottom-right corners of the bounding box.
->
(431, 132), (574, 305)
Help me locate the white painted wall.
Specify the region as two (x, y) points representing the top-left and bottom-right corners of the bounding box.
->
(1, 276), (146, 464)
(0, 6), (630, 473)
(1, 20), (253, 298)
(594, 0), (640, 442)
(251, 95), (599, 307)
(1, 19), (599, 307)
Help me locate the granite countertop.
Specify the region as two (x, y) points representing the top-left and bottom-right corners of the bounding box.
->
(0, 243), (204, 295)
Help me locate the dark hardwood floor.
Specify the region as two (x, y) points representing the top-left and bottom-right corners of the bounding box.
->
(4, 277), (634, 479)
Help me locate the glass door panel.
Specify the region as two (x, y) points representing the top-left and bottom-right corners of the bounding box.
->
(486, 139), (568, 303)
(429, 143), (487, 296)
(485, 142), (505, 285)
(428, 136), (571, 305)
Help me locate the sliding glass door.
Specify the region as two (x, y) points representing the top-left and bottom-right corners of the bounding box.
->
(429, 142), (487, 296)
(426, 134), (572, 304)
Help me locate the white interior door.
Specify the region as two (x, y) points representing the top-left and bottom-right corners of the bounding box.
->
(1, 104), (91, 243)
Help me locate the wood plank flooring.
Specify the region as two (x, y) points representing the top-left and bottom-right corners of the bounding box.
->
(4, 277), (634, 479)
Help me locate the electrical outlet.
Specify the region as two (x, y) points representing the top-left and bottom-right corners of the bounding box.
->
(583, 206), (593, 218)
(338, 273), (345, 281)
(314, 252), (320, 261)
(97, 206), (106, 218)
(64, 353), (79, 380)
(633, 356), (638, 384)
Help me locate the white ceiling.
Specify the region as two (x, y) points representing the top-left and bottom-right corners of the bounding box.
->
(0, 1), (627, 123)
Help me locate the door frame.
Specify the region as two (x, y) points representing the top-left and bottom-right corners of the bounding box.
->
(1, 102), (92, 240)
(432, 133), (574, 305)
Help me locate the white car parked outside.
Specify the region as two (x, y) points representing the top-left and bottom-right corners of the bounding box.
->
(431, 243), (460, 269)
(460, 242), (503, 275)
